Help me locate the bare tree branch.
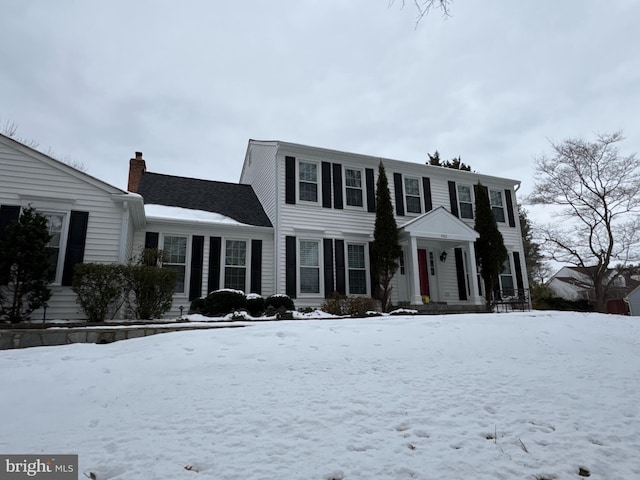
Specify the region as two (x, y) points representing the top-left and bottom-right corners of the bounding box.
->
(389, 0), (453, 26)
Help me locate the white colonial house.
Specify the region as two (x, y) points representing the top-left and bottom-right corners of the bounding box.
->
(1, 133), (529, 320)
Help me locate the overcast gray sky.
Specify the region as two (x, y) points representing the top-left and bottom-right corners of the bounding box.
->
(2, 0), (639, 208)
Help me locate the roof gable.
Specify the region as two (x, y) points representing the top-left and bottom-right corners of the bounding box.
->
(399, 206), (479, 241)
(137, 172), (272, 227)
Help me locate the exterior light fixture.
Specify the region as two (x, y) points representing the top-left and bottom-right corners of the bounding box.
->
(440, 251), (448, 262)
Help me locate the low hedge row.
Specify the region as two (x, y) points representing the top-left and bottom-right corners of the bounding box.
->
(190, 290), (295, 317)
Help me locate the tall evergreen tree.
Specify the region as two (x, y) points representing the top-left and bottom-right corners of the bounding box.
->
(371, 162), (402, 312)
(0, 206), (53, 323)
(473, 182), (507, 308)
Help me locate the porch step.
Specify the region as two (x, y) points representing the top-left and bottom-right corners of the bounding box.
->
(408, 303), (489, 315)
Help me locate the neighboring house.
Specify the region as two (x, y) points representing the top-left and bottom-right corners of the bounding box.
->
(0, 133), (144, 321)
(547, 266), (639, 313)
(239, 140), (527, 309)
(624, 285), (640, 316)
(1, 134), (529, 319)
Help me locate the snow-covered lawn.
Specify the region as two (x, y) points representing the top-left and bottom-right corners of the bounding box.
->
(1, 311), (638, 479)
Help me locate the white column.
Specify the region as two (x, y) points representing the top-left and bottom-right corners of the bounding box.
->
(466, 240), (483, 305)
(409, 236), (422, 305)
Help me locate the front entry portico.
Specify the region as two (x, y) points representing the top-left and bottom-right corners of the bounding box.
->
(398, 207), (484, 307)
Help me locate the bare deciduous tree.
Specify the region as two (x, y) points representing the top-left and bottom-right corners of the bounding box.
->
(389, 0), (453, 25)
(527, 131), (640, 312)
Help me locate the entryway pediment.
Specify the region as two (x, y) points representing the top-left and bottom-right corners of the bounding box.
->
(399, 206), (479, 242)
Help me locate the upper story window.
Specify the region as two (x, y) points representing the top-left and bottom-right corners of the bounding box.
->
(163, 235), (187, 293)
(345, 168), (363, 207)
(43, 212), (66, 282)
(404, 177), (422, 214)
(298, 161), (318, 203)
(457, 185), (474, 219)
(490, 189), (505, 223)
(299, 240), (320, 294)
(224, 240), (247, 291)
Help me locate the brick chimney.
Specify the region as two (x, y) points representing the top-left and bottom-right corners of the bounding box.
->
(128, 151), (146, 192)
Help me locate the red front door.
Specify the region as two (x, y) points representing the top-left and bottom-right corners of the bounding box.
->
(418, 249), (430, 297)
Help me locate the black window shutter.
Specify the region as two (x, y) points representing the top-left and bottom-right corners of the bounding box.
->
(323, 239), (334, 298)
(513, 252), (524, 291)
(208, 236), (221, 293)
(365, 168), (376, 212)
(422, 177), (432, 212)
(0, 205), (21, 283)
(250, 239), (262, 294)
(285, 156), (296, 204)
(62, 211), (89, 286)
(145, 232), (159, 249)
(393, 173), (404, 216)
(505, 189), (516, 227)
(189, 236), (204, 300)
(0, 205), (20, 240)
(332, 163), (343, 209)
(448, 181), (459, 217)
(334, 239), (346, 295)
(369, 241), (377, 298)
(454, 248), (467, 301)
(285, 236), (297, 298)
(321, 162), (332, 208)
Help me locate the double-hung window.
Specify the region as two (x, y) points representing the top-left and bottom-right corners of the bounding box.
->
(224, 240), (247, 291)
(489, 189), (506, 223)
(299, 240), (320, 294)
(163, 236), (187, 293)
(43, 212), (66, 282)
(404, 177), (421, 214)
(298, 161), (318, 203)
(347, 243), (367, 295)
(345, 168), (363, 207)
(457, 185), (474, 219)
(499, 257), (515, 297)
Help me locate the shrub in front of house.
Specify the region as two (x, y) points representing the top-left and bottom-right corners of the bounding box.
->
(72, 263), (129, 323)
(126, 263), (177, 320)
(321, 293), (379, 317)
(203, 289), (247, 316)
(321, 292), (346, 315)
(264, 294), (295, 311)
(189, 297), (205, 315)
(246, 293), (265, 317)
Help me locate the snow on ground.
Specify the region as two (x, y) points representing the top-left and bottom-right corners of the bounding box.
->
(1, 311), (639, 479)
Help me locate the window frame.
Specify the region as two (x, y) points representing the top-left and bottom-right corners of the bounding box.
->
(344, 166), (364, 208)
(41, 210), (69, 285)
(489, 189), (506, 223)
(298, 238), (322, 297)
(346, 242), (368, 295)
(457, 184), (474, 219)
(499, 255), (515, 297)
(403, 176), (422, 215)
(297, 160), (320, 205)
(161, 234), (189, 295)
(223, 239), (248, 292)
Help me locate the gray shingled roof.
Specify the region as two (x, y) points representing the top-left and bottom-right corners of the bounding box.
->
(137, 172), (272, 227)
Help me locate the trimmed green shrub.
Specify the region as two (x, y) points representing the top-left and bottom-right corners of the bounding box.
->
(246, 294), (265, 317)
(265, 294), (294, 311)
(204, 289), (247, 316)
(189, 297), (205, 315)
(72, 263), (128, 322)
(126, 264), (177, 320)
